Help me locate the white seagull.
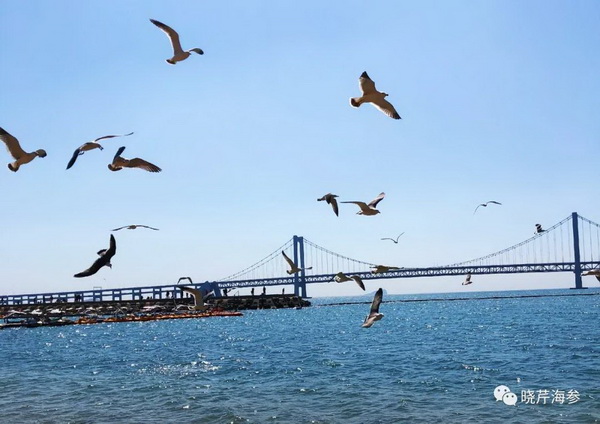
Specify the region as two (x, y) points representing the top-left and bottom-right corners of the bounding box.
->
(342, 192), (385, 216)
(381, 233), (404, 244)
(74, 235), (116, 278)
(112, 224), (159, 231)
(0, 127), (47, 172)
(317, 193), (339, 216)
(362, 288), (384, 328)
(350, 72), (401, 120)
(108, 146), (162, 172)
(282, 251), (312, 275)
(333, 272), (366, 291)
(473, 201), (502, 215)
(179, 286), (208, 311)
(150, 19), (204, 65)
(462, 273), (473, 286)
(66, 132), (133, 170)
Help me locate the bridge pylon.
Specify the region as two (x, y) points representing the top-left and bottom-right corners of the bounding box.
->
(572, 212), (585, 289)
(292, 235), (308, 297)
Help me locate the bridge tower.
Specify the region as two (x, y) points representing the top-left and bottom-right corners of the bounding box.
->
(292, 235), (308, 297)
(572, 212), (585, 289)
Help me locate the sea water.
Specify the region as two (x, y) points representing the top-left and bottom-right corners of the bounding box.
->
(1, 289), (599, 424)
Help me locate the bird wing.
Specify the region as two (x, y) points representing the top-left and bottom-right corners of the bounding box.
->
(381, 238), (395, 242)
(105, 234), (117, 258)
(113, 146), (126, 161)
(150, 19), (184, 55)
(178, 277), (193, 284)
(73, 256), (106, 278)
(369, 288), (383, 315)
(66, 148), (82, 169)
(371, 97), (401, 119)
(127, 158), (162, 172)
(358, 72), (377, 95)
(0, 127), (27, 159)
(111, 226), (128, 231)
(351, 276), (365, 291)
(281, 251), (296, 269)
(488, 201), (502, 205)
(139, 225), (159, 230)
(341, 201), (370, 213)
(368, 192), (386, 208)
(330, 197), (339, 216)
(334, 272), (350, 282)
(93, 132), (134, 143)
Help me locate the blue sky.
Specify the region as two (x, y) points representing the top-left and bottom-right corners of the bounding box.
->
(1, 1), (599, 297)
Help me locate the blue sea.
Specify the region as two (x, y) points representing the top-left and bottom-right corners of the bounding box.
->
(1, 289), (599, 423)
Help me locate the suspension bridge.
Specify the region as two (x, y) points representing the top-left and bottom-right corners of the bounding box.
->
(2, 212), (600, 306)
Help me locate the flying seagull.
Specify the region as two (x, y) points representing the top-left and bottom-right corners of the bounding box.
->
(371, 265), (401, 274)
(317, 193), (339, 216)
(66, 132), (133, 170)
(179, 286), (208, 311)
(582, 269), (600, 283)
(108, 146), (161, 172)
(350, 72), (401, 120)
(342, 192), (385, 216)
(333, 272), (366, 291)
(112, 224), (159, 231)
(462, 273), (473, 286)
(149, 19), (204, 65)
(362, 288), (384, 328)
(74, 235), (116, 278)
(381, 233), (404, 244)
(535, 224), (545, 234)
(0, 127), (47, 172)
(473, 201), (502, 215)
(282, 251), (312, 275)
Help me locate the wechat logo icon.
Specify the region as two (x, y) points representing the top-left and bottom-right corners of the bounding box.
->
(494, 385), (517, 406)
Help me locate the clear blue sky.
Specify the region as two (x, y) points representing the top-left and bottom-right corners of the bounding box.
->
(1, 1), (599, 297)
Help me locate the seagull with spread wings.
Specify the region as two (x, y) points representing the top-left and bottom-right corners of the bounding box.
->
(381, 233), (404, 244)
(66, 132), (133, 170)
(179, 285), (208, 311)
(342, 192), (385, 216)
(473, 201), (502, 215)
(350, 72), (401, 120)
(112, 224), (159, 231)
(317, 193), (339, 216)
(74, 235), (116, 278)
(0, 127), (47, 172)
(282, 251), (312, 275)
(333, 272), (366, 291)
(582, 269), (600, 283)
(462, 273), (473, 286)
(108, 146), (162, 172)
(150, 19), (204, 65)
(371, 265), (401, 274)
(362, 288), (384, 328)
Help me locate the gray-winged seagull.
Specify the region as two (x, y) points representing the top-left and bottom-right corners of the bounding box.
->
(362, 288), (384, 328)
(66, 132), (133, 170)
(317, 193), (339, 216)
(108, 146), (161, 172)
(350, 72), (401, 120)
(0, 127), (47, 172)
(462, 273), (473, 285)
(342, 192), (385, 216)
(74, 235), (116, 278)
(150, 19), (204, 65)
(179, 286), (208, 311)
(381, 233), (404, 243)
(282, 251), (312, 275)
(582, 269), (600, 283)
(333, 272), (365, 291)
(473, 201), (502, 215)
(371, 265), (401, 274)
(112, 224), (159, 231)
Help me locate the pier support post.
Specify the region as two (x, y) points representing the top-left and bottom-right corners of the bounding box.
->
(572, 212), (585, 289)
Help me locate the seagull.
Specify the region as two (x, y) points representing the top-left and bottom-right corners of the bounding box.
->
(0, 127), (47, 172)
(473, 201), (502, 215)
(317, 193), (339, 216)
(282, 251), (312, 275)
(74, 235), (116, 278)
(535, 224), (545, 234)
(112, 224), (159, 231)
(179, 286), (208, 311)
(333, 272), (365, 291)
(66, 132), (133, 170)
(342, 192), (385, 216)
(462, 273), (473, 285)
(582, 270), (600, 283)
(108, 146), (161, 172)
(371, 265), (401, 274)
(362, 288), (384, 328)
(149, 19), (204, 65)
(381, 233), (404, 244)
(350, 72), (401, 120)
